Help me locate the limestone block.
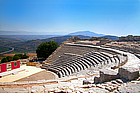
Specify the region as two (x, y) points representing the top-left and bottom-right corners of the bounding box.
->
(99, 69), (119, 83)
(83, 79), (93, 85)
(4, 88), (28, 93)
(94, 76), (100, 84)
(118, 67), (139, 81)
(31, 86), (44, 93)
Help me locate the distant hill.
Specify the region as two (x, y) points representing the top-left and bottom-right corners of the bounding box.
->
(0, 35), (61, 41)
(0, 30), (63, 35)
(0, 31), (41, 35)
(0, 30), (119, 54)
(0, 35), (90, 53)
(69, 31), (105, 37)
(0, 30), (118, 40)
(0, 36), (24, 47)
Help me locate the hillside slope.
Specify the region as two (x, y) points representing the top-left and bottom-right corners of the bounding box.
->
(0, 35), (90, 53)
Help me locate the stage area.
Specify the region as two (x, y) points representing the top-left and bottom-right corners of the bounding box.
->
(0, 65), (58, 83)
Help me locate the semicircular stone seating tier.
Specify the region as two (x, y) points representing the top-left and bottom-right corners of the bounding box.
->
(41, 43), (127, 78)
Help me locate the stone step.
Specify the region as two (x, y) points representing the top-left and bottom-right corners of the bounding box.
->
(83, 57), (97, 66)
(81, 58), (93, 67)
(86, 55), (101, 65)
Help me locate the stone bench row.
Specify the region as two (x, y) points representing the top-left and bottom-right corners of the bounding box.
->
(51, 55), (81, 66)
(44, 52), (122, 78)
(46, 53), (100, 69)
(42, 55), (82, 70)
(48, 51), (120, 69)
(42, 55), (123, 78)
(57, 57), (121, 78)
(46, 44), (100, 63)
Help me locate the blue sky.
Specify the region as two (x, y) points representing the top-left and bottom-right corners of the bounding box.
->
(0, 0), (140, 36)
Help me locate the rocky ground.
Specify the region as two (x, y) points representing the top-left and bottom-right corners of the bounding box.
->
(0, 76), (140, 93)
(0, 61), (140, 93)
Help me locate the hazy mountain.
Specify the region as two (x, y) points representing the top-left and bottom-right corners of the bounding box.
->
(0, 35), (62, 41)
(0, 30), (118, 40)
(0, 31), (42, 35)
(0, 30), (105, 37)
(0, 30), (66, 36)
(0, 30), (66, 40)
(69, 31), (105, 37)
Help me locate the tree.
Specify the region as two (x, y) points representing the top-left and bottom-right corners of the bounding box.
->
(14, 54), (23, 59)
(6, 56), (13, 62)
(1, 57), (8, 63)
(21, 53), (29, 59)
(13, 55), (20, 60)
(36, 41), (59, 59)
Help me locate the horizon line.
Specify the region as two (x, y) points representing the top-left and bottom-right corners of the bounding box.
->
(0, 30), (139, 37)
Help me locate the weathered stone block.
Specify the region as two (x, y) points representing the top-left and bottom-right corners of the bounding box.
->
(95, 69), (119, 83)
(118, 67), (139, 81)
(100, 69), (119, 83)
(94, 69), (119, 83)
(94, 76), (100, 84)
(83, 79), (92, 85)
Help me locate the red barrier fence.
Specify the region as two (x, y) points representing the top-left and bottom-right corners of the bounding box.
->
(11, 60), (20, 70)
(0, 63), (7, 73)
(0, 60), (20, 73)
